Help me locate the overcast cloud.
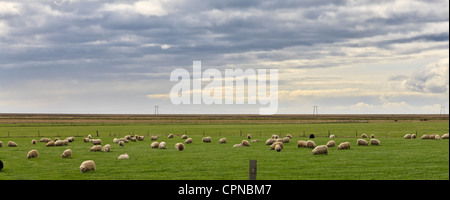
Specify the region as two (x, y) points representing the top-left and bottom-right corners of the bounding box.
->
(0, 0), (448, 114)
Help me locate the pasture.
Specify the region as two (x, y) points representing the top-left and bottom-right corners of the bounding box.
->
(0, 114), (448, 180)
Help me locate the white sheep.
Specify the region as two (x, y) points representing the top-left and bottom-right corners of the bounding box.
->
(265, 138), (275, 145)
(312, 145), (328, 155)
(39, 138), (52, 143)
(247, 134), (252, 139)
(150, 135), (158, 140)
(361, 133), (368, 138)
(275, 144), (282, 152)
(286, 134), (293, 139)
(329, 134), (336, 138)
(326, 140), (336, 147)
(159, 142), (166, 149)
(241, 140), (250, 146)
(370, 134), (375, 138)
(61, 149), (72, 158)
(202, 137), (212, 143)
(55, 140), (65, 146)
(91, 139), (102, 145)
(118, 153), (129, 160)
(185, 138), (193, 144)
(151, 142), (160, 148)
(404, 134), (411, 139)
(442, 133), (449, 139)
(118, 141), (125, 146)
(136, 135), (145, 141)
(168, 134), (174, 138)
(90, 145), (102, 152)
(435, 135), (440, 140)
(251, 139), (259, 143)
(270, 142), (283, 150)
(370, 139), (380, 145)
(306, 140), (316, 148)
(181, 134), (188, 139)
(175, 143), (185, 151)
(0, 141), (3, 147)
(7, 141), (17, 147)
(80, 160), (95, 172)
(218, 138), (227, 144)
(282, 137), (290, 143)
(103, 144), (111, 152)
(31, 139), (37, 144)
(27, 149), (39, 159)
(46, 141), (55, 147)
(357, 139), (368, 146)
(297, 140), (307, 148)
(337, 142), (350, 150)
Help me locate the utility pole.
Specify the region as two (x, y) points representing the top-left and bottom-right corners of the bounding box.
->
(154, 106), (159, 116)
(313, 106), (318, 115)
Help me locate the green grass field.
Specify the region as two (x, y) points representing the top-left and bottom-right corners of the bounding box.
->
(0, 120), (448, 180)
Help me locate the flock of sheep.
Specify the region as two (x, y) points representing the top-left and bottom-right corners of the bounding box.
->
(0, 132), (448, 173)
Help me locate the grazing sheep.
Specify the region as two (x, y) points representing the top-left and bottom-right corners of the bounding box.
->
(90, 145), (102, 152)
(91, 139), (102, 145)
(309, 134), (315, 139)
(118, 141), (125, 146)
(370, 134), (375, 138)
(265, 138), (275, 145)
(39, 138), (52, 143)
(282, 137), (290, 143)
(241, 140), (250, 146)
(65, 137), (75, 142)
(124, 135), (131, 139)
(297, 140), (307, 148)
(271, 135), (279, 139)
(251, 139), (259, 143)
(83, 138), (90, 143)
(61, 149), (72, 158)
(306, 140), (316, 148)
(46, 141), (55, 147)
(404, 134), (411, 139)
(202, 137), (212, 143)
(185, 138), (193, 144)
(411, 134), (417, 139)
(275, 144), (282, 152)
(27, 150), (39, 159)
(370, 139), (380, 145)
(270, 142), (284, 150)
(175, 143), (185, 151)
(0, 141), (3, 147)
(218, 138), (227, 144)
(87, 134), (92, 139)
(326, 140), (336, 147)
(103, 144), (111, 152)
(129, 137), (136, 142)
(118, 138), (128, 143)
(247, 134), (251, 139)
(118, 153), (129, 160)
(329, 134), (336, 138)
(337, 142), (351, 150)
(361, 133), (368, 138)
(150, 135), (158, 140)
(312, 145), (328, 155)
(31, 139), (37, 144)
(181, 134), (188, 139)
(151, 142), (160, 148)
(80, 160), (95, 172)
(442, 133), (449, 139)
(55, 140), (65, 146)
(168, 134), (174, 138)
(7, 141), (17, 147)
(286, 134), (293, 139)
(357, 139), (368, 146)
(113, 138), (119, 143)
(159, 142), (166, 149)
(136, 135), (145, 141)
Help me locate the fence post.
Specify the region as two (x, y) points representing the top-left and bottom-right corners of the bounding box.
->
(249, 160), (257, 180)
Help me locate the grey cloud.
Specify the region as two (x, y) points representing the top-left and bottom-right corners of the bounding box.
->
(403, 58), (449, 94)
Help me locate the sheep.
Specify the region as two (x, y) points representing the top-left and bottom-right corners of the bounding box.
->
(442, 133), (449, 139)
(54, 138), (60, 142)
(275, 144), (282, 152)
(271, 134), (279, 139)
(306, 140), (316, 148)
(118, 138), (128, 143)
(434, 135), (440, 140)
(420, 134), (428, 139)
(46, 141), (55, 147)
(218, 138), (227, 144)
(251, 139), (259, 143)
(113, 138), (119, 143)
(91, 139), (102, 145)
(361, 133), (368, 138)
(103, 144), (111, 152)
(247, 134), (251, 139)
(326, 140), (336, 147)
(357, 139), (368, 146)
(202, 137), (212, 143)
(329, 134), (336, 138)
(39, 138), (52, 143)
(241, 140), (250, 146)
(83, 138), (90, 143)
(404, 134), (411, 139)
(90, 145), (102, 152)
(151, 142), (160, 148)
(61, 149), (72, 158)
(282, 137), (290, 143)
(270, 142), (284, 150)
(124, 135), (131, 139)
(175, 143), (185, 151)
(129, 137), (136, 142)
(159, 142), (166, 149)
(31, 139), (37, 144)
(337, 142), (350, 150)
(265, 138), (275, 145)
(55, 140), (65, 146)
(370, 139), (380, 145)
(65, 137), (75, 142)
(136, 135), (145, 141)
(421, 134), (437, 139)
(233, 144), (243, 147)
(275, 139), (284, 143)
(185, 138), (193, 144)
(118, 153), (129, 160)
(297, 140), (307, 148)
(0, 141), (3, 147)
(27, 149), (39, 159)
(181, 134), (188, 139)
(312, 145), (328, 155)
(150, 135), (158, 140)
(87, 134), (92, 139)
(168, 134), (174, 138)
(370, 134), (375, 138)
(411, 134), (417, 139)
(118, 141), (125, 146)
(286, 134), (293, 139)
(7, 141), (17, 147)
(80, 160), (95, 172)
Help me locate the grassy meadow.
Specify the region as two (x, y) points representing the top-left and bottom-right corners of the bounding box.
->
(0, 116), (448, 180)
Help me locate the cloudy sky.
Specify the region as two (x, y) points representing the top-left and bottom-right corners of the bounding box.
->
(0, 0), (448, 114)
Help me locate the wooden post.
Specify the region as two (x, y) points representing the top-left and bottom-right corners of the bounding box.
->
(96, 130), (99, 137)
(249, 160), (257, 180)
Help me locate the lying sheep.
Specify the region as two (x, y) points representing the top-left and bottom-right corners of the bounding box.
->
(218, 138), (227, 144)
(136, 135), (145, 141)
(175, 143), (185, 151)
(118, 153), (129, 160)
(404, 134), (411, 139)
(312, 145), (328, 155)
(185, 138), (193, 144)
(87, 134), (92, 139)
(83, 138), (90, 143)
(55, 140), (66, 146)
(118, 138), (128, 143)
(251, 139), (259, 143)
(181, 134), (188, 139)
(247, 134), (252, 139)
(202, 137), (212, 143)
(329, 134), (336, 138)
(361, 133), (368, 138)
(286, 134), (293, 139)
(113, 138), (119, 143)
(124, 135), (131, 139)
(411, 134), (417, 139)
(150, 135), (158, 140)
(233, 140), (251, 147)
(271, 135), (279, 139)
(0, 141), (3, 147)
(357, 139), (368, 146)
(159, 142), (166, 149)
(370, 139), (380, 145)
(80, 160), (95, 172)
(90, 145), (102, 152)
(270, 142), (284, 150)
(66, 137), (75, 142)
(306, 140), (316, 148)
(265, 138), (275, 145)
(326, 140), (336, 147)
(421, 134), (437, 139)
(442, 133), (449, 139)
(8, 141), (17, 147)
(91, 139), (102, 145)
(46, 141), (55, 147)
(103, 144), (111, 152)
(275, 144), (282, 152)
(337, 142), (350, 150)
(282, 137), (290, 143)
(39, 138), (52, 143)
(151, 142), (160, 148)
(129, 137), (136, 142)
(27, 149), (39, 159)
(118, 141), (125, 146)
(168, 134), (174, 138)
(61, 149), (72, 158)
(435, 135), (440, 140)
(297, 140), (307, 148)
